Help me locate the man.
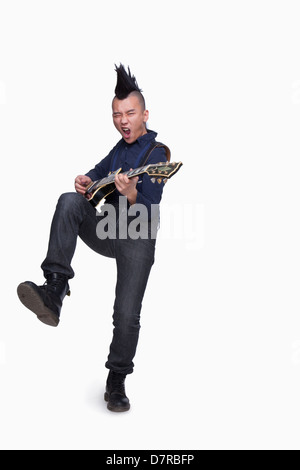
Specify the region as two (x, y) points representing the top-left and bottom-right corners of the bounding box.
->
(17, 64), (169, 412)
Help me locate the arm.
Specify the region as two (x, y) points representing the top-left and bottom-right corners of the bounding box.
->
(114, 146), (168, 206)
(114, 172), (139, 205)
(135, 146), (168, 210)
(75, 143), (119, 197)
(84, 142), (120, 181)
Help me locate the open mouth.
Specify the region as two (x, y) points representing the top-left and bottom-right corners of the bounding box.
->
(122, 128), (131, 139)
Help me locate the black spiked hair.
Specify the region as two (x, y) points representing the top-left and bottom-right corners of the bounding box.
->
(114, 63), (146, 109)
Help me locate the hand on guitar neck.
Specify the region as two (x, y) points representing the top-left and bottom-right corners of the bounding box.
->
(115, 169), (139, 206)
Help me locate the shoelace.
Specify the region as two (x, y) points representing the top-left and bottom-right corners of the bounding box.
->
(42, 276), (67, 292)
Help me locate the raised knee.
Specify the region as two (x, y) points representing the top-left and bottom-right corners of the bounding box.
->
(57, 192), (86, 210)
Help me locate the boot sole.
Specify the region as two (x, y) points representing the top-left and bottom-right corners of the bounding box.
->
(104, 392), (131, 412)
(17, 283), (60, 327)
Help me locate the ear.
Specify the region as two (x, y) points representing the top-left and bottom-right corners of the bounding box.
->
(143, 110), (149, 123)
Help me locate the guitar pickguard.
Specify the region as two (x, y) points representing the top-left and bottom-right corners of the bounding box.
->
(88, 183), (117, 208)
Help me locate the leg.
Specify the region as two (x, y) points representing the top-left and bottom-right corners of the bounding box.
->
(19, 192), (115, 326)
(41, 192), (115, 279)
(105, 236), (156, 375)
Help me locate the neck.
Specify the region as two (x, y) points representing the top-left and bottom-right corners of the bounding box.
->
(138, 127), (148, 139)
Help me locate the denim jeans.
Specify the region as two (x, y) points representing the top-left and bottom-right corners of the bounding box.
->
(41, 192), (156, 375)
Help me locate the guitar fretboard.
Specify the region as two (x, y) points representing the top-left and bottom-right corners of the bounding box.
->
(86, 165), (150, 194)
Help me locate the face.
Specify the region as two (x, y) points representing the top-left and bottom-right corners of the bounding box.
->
(112, 94), (149, 144)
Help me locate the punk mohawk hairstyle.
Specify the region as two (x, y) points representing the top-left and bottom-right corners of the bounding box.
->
(114, 63), (146, 109)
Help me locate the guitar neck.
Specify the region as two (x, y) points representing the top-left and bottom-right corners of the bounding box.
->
(87, 165), (149, 194)
(125, 166), (150, 179)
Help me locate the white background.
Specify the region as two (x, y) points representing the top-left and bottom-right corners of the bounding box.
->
(1, 0), (300, 450)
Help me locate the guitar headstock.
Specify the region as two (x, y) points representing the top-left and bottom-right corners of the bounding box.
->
(145, 162), (183, 184)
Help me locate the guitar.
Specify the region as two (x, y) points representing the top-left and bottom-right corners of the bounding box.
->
(85, 161), (183, 208)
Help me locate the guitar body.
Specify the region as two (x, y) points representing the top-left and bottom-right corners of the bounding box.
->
(88, 183), (117, 208)
(87, 168), (122, 208)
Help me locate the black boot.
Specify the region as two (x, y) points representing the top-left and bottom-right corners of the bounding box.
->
(104, 371), (131, 412)
(17, 273), (70, 327)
